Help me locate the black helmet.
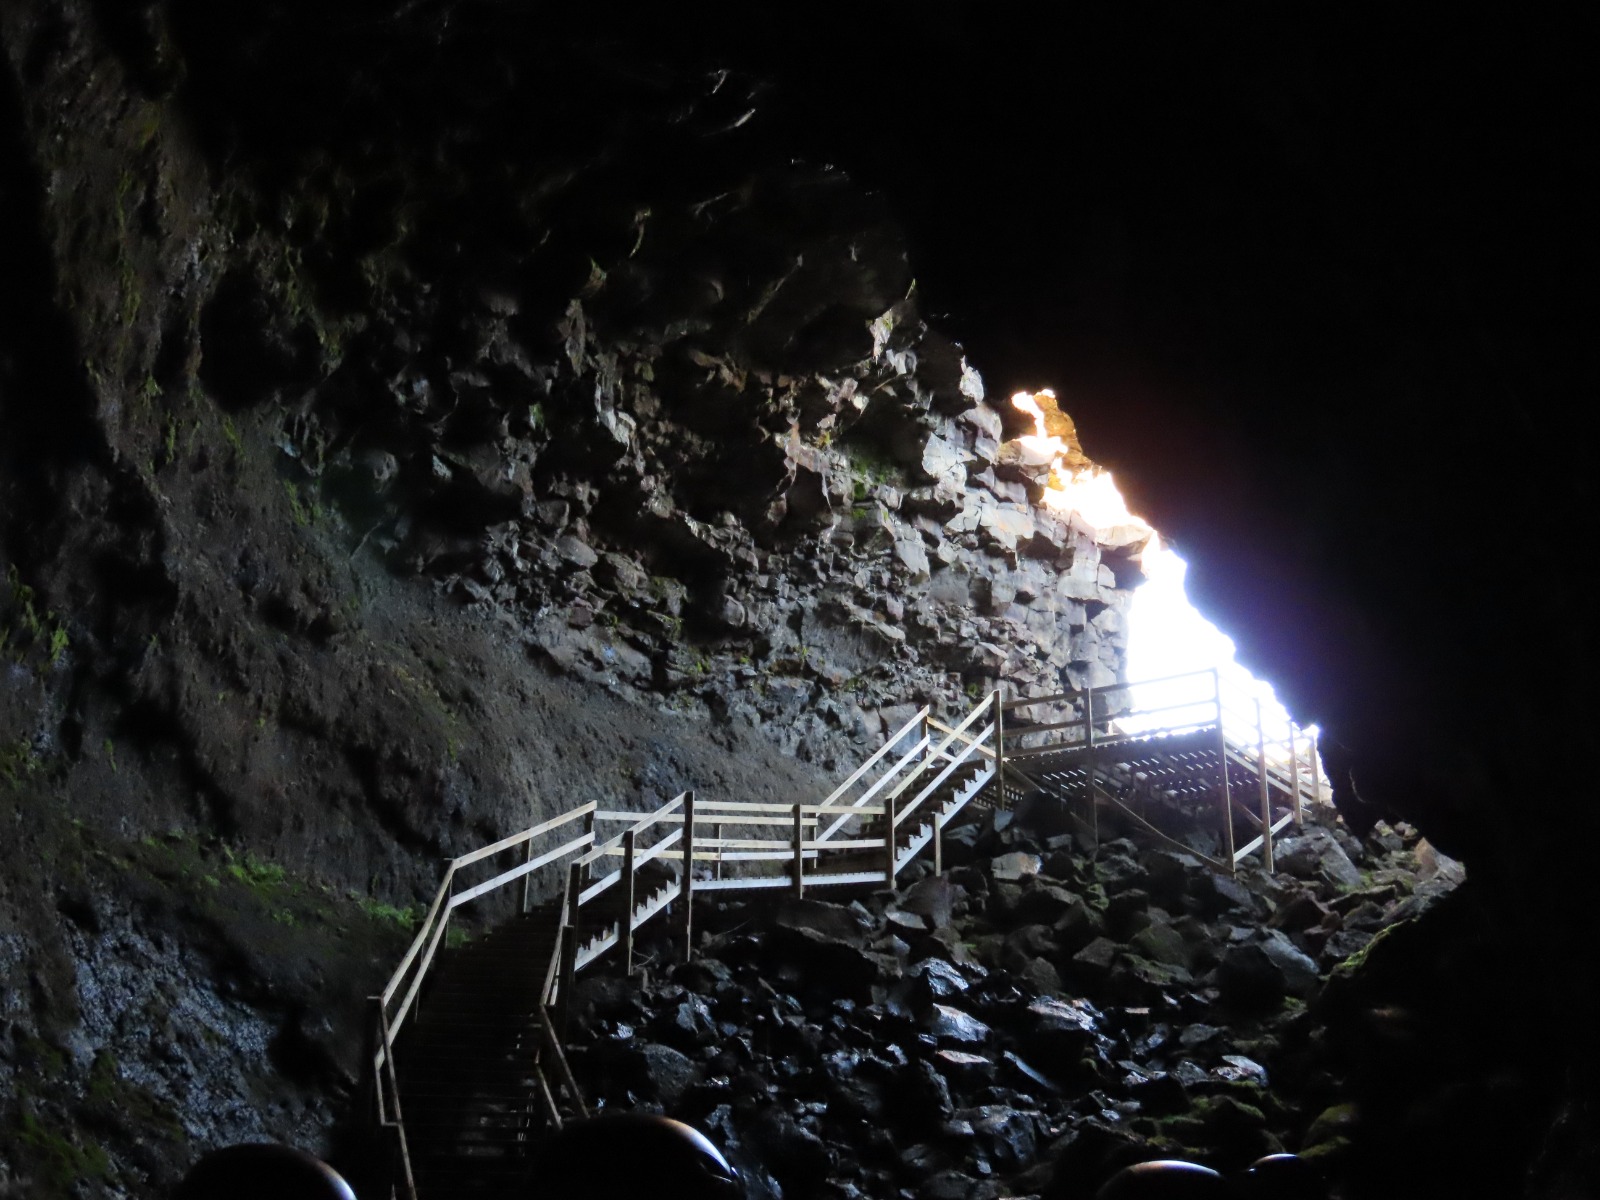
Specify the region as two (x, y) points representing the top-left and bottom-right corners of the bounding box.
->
(1095, 1159), (1229, 1200)
(532, 1113), (743, 1200)
(1234, 1153), (1327, 1200)
(174, 1143), (356, 1200)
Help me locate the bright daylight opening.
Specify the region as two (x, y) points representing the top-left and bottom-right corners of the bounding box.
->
(1011, 390), (1315, 760)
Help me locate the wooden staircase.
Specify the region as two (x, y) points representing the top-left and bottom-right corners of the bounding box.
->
(394, 904), (572, 1197)
(370, 677), (1329, 1198)
(820, 758), (995, 882)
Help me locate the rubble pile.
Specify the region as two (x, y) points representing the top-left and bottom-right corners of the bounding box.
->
(564, 807), (1463, 1199)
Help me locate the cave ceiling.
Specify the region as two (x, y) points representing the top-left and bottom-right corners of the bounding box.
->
(8, 2), (1596, 864)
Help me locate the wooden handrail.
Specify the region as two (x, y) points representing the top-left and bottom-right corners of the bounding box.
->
(817, 705), (931, 808)
(1001, 667), (1219, 710)
(450, 833), (594, 908)
(813, 734), (929, 844)
(451, 802), (598, 870)
(380, 873), (456, 1007)
(897, 720), (993, 827)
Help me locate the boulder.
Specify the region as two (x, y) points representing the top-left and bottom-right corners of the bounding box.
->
(749, 1106), (834, 1192)
(1053, 894), (1106, 952)
(907, 957), (972, 1007)
(967, 1105), (1039, 1171)
(769, 897), (870, 946)
(991, 851), (1043, 882)
(1144, 848), (1208, 907)
(1071, 936), (1122, 983)
(1217, 933), (1320, 1007)
(1014, 882), (1081, 926)
(1275, 828), (1364, 891)
(762, 925), (885, 1002)
(1131, 918), (1196, 971)
(1258, 929), (1321, 997)
(899, 875), (962, 929)
(638, 1042), (702, 1108)
(927, 1003), (993, 1047)
(933, 1050), (997, 1086)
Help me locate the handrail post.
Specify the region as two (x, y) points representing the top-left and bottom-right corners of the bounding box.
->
(520, 833), (535, 914)
(1310, 729), (1324, 810)
(681, 791), (695, 961)
(365, 995), (383, 1126)
(1287, 722), (1303, 826)
(1214, 668), (1236, 873)
(372, 996), (418, 1200)
(1256, 698), (1274, 873)
(884, 789), (898, 889)
(621, 829), (637, 976)
(1084, 684), (1098, 853)
(993, 689), (1006, 806)
(713, 822), (723, 881)
(792, 803), (805, 898)
(559, 862), (580, 1034)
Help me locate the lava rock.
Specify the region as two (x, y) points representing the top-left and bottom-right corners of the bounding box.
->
(927, 1003), (993, 1047)
(1274, 830), (1363, 891)
(991, 851), (1043, 882)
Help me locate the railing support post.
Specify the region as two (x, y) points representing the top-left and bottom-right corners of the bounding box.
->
(1214, 668), (1236, 873)
(1288, 723), (1303, 826)
(1084, 684), (1098, 853)
(371, 996), (418, 1200)
(1256, 698), (1274, 874)
(1310, 729), (1324, 811)
(681, 791), (695, 962)
(622, 829), (637, 976)
(713, 823), (723, 881)
(993, 689), (1006, 807)
(520, 835), (535, 914)
(560, 863), (581, 1034)
(884, 791), (898, 889)
(792, 803), (805, 898)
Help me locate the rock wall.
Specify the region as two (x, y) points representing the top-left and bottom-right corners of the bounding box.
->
(0, 3), (1141, 1192)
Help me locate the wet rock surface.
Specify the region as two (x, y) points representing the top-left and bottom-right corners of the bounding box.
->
(565, 804), (1464, 1199)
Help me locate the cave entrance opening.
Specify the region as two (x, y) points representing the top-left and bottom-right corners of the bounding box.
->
(1009, 390), (1318, 767)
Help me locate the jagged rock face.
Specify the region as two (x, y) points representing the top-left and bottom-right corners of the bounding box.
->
(0, 3), (1146, 1191)
(3, 0), (1139, 776)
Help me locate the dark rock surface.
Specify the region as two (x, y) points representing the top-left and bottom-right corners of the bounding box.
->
(0, 5), (1141, 1190)
(565, 803), (1463, 1199)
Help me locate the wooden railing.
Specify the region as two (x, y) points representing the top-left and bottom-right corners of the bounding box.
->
(369, 691), (1002, 1196)
(371, 802), (598, 1199)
